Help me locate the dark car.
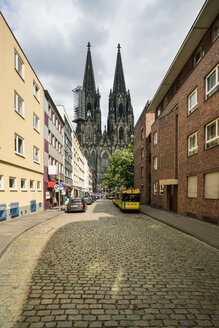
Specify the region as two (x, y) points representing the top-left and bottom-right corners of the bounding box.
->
(65, 198), (87, 213)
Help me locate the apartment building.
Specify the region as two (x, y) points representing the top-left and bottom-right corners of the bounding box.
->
(72, 130), (86, 197)
(44, 91), (64, 209)
(146, 1), (219, 223)
(56, 106), (74, 198)
(134, 101), (154, 204)
(0, 13), (44, 220)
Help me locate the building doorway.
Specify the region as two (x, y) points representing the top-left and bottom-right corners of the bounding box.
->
(167, 185), (178, 212)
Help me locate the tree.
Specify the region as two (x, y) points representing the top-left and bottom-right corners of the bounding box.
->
(102, 136), (134, 190)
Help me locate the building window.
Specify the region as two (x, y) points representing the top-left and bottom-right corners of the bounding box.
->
(204, 172), (219, 199)
(153, 132), (157, 145)
(119, 127), (124, 140)
(33, 146), (40, 163)
(30, 180), (35, 191)
(33, 81), (40, 101)
(37, 181), (41, 191)
(141, 165), (143, 178)
(9, 177), (17, 190)
(187, 176), (197, 198)
(21, 178), (27, 191)
(159, 184), (164, 196)
(141, 128), (144, 140)
(188, 88), (198, 114)
(33, 113), (40, 132)
(194, 46), (204, 67)
(15, 134), (24, 156)
(141, 147), (144, 160)
(188, 132), (198, 156)
(212, 17), (219, 42)
(52, 135), (55, 147)
(14, 91), (24, 117)
(14, 49), (24, 78)
(48, 131), (51, 143)
(153, 182), (158, 195)
(206, 118), (219, 149)
(153, 157), (158, 170)
(206, 64), (219, 99)
(0, 175), (4, 190)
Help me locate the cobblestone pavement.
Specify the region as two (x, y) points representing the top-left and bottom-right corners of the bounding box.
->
(0, 200), (218, 328)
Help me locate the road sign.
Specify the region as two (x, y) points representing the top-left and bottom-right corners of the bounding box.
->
(59, 183), (64, 190)
(54, 184), (60, 192)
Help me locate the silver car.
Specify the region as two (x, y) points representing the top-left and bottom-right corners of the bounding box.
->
(65, 198), (87, 213)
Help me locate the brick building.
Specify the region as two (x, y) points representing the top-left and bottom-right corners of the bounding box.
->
(134, 101), (154, 204)
(136, 0), (219, 224)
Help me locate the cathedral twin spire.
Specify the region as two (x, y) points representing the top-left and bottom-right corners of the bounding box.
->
(83, 42), (127, 95)
(83, 42), (96, 93)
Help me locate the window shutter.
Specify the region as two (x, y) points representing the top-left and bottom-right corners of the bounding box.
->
(205, 172), (219, 199)
(188, 176), (197, 198)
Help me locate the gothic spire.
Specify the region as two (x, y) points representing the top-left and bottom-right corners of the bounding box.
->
(113, 44), (126, 93)
(83, 42), (96, 92)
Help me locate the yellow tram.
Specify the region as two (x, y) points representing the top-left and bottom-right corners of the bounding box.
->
(117, 189), (141, 211)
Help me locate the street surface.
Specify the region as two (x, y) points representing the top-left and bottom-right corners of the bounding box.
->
(0, 199), (218, 327)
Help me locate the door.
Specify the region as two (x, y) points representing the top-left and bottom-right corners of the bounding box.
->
(167, 185), (178, 212)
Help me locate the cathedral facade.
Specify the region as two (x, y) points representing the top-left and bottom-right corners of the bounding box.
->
(75, 43), (134, 192)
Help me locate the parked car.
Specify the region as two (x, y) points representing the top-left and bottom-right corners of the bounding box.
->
(65, 198), (87, 213)
(84, 196), (93, 205)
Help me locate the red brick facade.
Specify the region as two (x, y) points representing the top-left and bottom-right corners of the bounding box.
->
(135, 8), (219, 224)
(134, 103), (154, 204)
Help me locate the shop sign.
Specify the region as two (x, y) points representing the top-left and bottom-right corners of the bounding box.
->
(46, 192), (50, 199)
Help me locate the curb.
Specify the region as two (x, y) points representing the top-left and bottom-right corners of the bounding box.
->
(140, 210), (219, 251)
(0, 212), (62, 259)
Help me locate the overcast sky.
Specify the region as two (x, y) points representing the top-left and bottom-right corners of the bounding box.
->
(1, 0), (206, 130)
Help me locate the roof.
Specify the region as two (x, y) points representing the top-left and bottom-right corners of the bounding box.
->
(147, 0), (219, 113)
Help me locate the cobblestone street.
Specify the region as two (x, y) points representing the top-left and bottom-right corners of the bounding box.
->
(0, 199), (219, 327)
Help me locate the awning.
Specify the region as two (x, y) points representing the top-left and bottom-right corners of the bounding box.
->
(159, 179), (178, 186)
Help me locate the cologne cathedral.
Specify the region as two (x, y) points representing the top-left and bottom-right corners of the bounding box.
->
(74, 43), (134, 192)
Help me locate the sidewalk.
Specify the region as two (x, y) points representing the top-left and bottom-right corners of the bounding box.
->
(0, 209), (61, 258)
(141, 205), (219, 250)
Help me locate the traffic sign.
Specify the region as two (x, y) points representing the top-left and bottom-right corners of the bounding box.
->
(54, 184), (60, 192)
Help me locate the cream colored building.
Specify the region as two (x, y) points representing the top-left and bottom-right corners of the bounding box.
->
(0, 13), (44, 220)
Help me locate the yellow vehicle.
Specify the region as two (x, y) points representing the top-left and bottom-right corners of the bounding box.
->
(107, 193), (114, 199)
(113, 191), (120, 206)
(118, 189), (141, 211)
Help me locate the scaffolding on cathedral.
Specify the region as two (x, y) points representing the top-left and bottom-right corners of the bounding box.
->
(73, 86), (85, 122)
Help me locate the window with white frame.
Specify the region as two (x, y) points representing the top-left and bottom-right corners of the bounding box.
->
(48, 130), (51, 143)
(159, 184), (164, 195)
(33, 113), (39, 132)
(206, 64), (219, 99)
(206, 118), (219, 149)
(53, 113), (56, 124)
(37, 181), (41, 191)
(33, 81), (40, 101)
(188, 88), (198, 114)
(153, 132), (157, 145)
(187, 176), (197, 198)
(52, 135), (55, 147)
(153, 157), (158, 170)
(33, 146), (40, 163)
(30, 180), (35, 191)
(14, 49), (24, 78)
(15, 134), (24, 156)
(21, 178), (27, 191)
(204, 171), (219, 199)
(0, 175), (4, 190)
(188, 132), (198, 156)
(14, 91), (24, 117)
(153, 181), (158, 195)
(9, 177), (17, 190)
